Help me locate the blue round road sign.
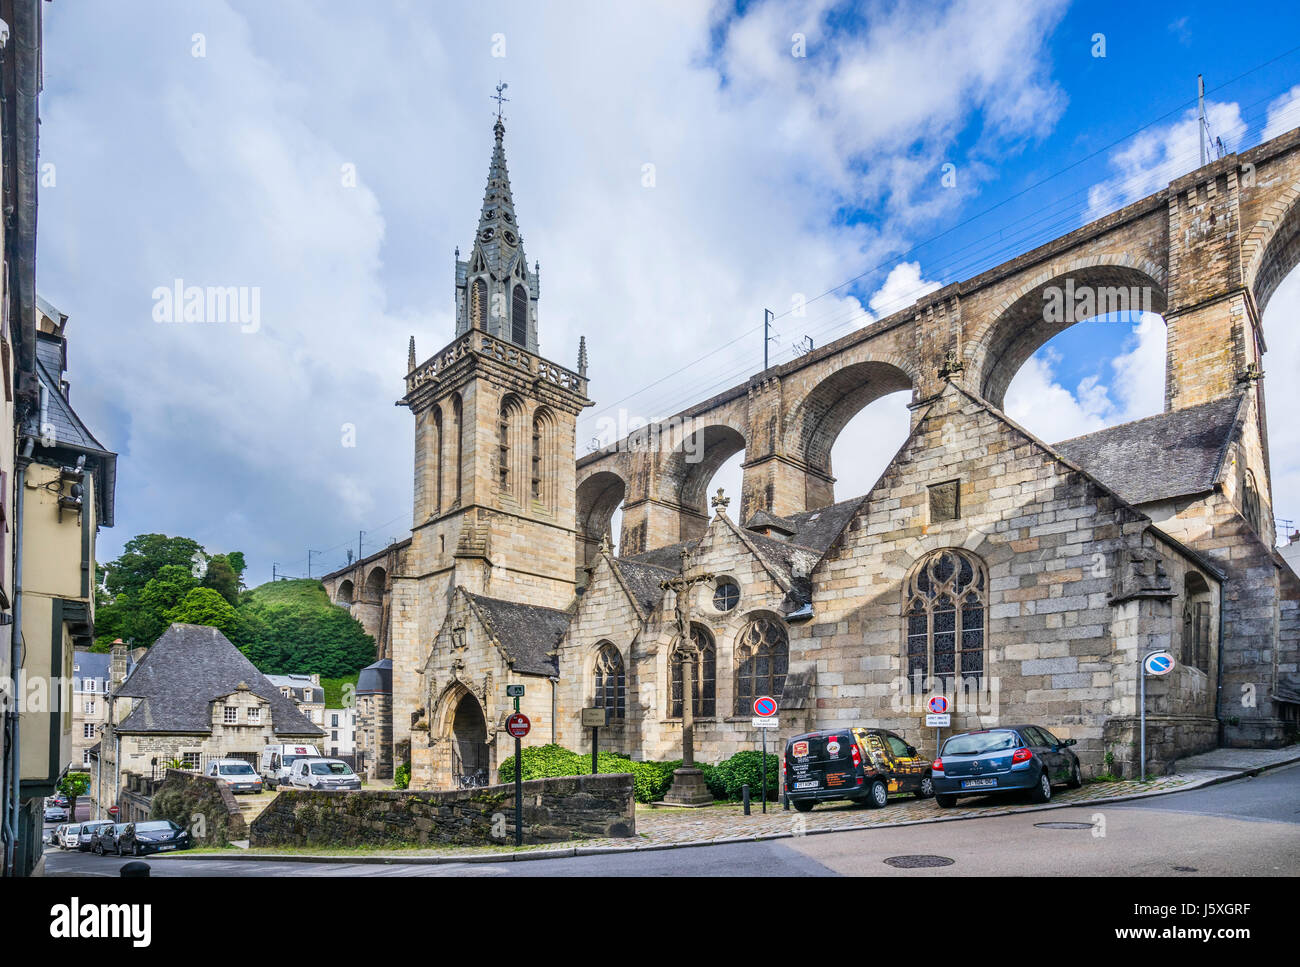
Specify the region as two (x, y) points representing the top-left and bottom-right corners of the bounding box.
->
(927, 696), (949, 714)
(754, 696), (777, 717)
(1144, 652), (1175, 676)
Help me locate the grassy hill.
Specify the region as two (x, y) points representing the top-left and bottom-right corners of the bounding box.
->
(237, 579), (376, 679)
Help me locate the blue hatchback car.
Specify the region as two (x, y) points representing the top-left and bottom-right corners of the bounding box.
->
(931, 725), (1082, 808)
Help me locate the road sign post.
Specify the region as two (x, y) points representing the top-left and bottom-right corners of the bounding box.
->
(1139, 651), (1175, 780)
(505, 709), (531, 846)
(927, 696), (950, 755)
(581, 707), (607, 774)
(754, 696), (777, 813)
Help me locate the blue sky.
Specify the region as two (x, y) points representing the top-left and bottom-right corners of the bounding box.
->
(34, 0), (1300, 582)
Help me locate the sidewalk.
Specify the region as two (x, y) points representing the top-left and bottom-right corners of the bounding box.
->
(156, 744), (1300, 865)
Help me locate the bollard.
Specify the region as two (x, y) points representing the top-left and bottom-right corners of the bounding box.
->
(742, 784), (751, 815)
(120, 861), (150, 878)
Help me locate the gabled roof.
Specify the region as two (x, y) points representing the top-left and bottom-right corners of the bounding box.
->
(265, 674), (325, 705)
(1052, 394), (1246, 506)
(34, 330), (118, 525)
(464, 592), (569, 676)
(608, 557), (673, 617)
(114, 624), (323, 736)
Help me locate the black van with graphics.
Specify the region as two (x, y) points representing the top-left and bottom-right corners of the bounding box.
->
(783, 728), (934, 811)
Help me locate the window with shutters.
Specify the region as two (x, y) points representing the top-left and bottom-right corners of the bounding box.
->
(511, 284), (528, 345)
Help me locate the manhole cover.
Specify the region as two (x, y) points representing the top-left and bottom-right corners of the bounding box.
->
(1172, 866), (1198, 872)
(884, 854), (955, 869)
(1033, 821), (1096, 830)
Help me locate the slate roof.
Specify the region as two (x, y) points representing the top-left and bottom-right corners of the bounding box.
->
(265, 674), (325, 705)
(113, 624), (323, 736)
(465, 593), (569, 676)
(772, 498), (866, 556)
(72, 651), (112, 692)
(34, 330), (117, 526)
(356, 658), (392, 696)
(1053, 395), (1246, 506)
(609, 558), (674, 615)
(621, 539), (699, 572)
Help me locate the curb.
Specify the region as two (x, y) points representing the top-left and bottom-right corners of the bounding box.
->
(153, 753), (1300, 867)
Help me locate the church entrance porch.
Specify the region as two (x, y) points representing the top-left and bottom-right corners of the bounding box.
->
(452, 692), (490, 787)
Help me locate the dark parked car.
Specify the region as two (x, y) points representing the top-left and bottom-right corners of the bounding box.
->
(931, 725), (1082, 808)
(77, 820), (114, 852)
(784, 727), (933, 812)
(118, 820), (192, 856)
(92, 822), (131, 855)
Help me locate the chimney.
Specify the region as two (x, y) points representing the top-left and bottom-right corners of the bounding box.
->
(110, 639), (127, 689)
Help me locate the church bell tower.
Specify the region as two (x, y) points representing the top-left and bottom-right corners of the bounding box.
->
(400, 110), (590, 610)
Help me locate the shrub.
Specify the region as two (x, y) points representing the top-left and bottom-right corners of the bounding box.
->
(497, 745), (699, 804)
(393, 762), (411, 790)
(714, 750), (780, 801)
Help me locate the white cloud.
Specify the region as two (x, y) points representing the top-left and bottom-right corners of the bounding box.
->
(1263, 85), (1300, 141)
(38, 0), (1070, 581)
(1086, 101), (1246, 219)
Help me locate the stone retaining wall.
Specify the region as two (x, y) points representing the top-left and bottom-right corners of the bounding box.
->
(149, 769), (248, 846)
(249, 772), (635, 848)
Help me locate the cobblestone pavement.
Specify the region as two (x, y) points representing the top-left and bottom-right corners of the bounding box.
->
(1175, 746), (1300, 771)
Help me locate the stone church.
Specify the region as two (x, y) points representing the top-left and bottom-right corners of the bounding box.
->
(323, 117), (1300, 790)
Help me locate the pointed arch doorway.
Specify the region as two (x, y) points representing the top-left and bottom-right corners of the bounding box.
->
(451, 691), (489, 787)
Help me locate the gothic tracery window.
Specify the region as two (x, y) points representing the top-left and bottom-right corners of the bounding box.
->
(671, 625), (715, 718)
(1242, 469), (1262, 533)
(904, 548), (986, 691)
(593, 642), (626, 720)
(734, 616), (789, 715)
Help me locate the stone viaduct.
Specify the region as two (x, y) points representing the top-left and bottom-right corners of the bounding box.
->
(575, 127), (1300, 566)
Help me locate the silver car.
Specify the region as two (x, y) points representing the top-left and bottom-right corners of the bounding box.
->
(290, 757), (362, 791)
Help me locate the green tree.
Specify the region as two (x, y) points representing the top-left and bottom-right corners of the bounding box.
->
(57, 772), (90, 823)
(237, 579), (376, 677)
(103, 534), (205, 599)
(166, 587), (244, 642)
(202, 556), (241, 606)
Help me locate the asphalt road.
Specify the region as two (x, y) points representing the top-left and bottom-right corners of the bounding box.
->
(42, 763), (1300, 877)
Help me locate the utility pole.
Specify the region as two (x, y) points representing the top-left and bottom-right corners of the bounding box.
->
(272, 562), (278, 582)
(358, 530), (365, 562)
(308, 550), (321, 579)
(764, 308), (775, 370)
(1198, 74), (1207, 167)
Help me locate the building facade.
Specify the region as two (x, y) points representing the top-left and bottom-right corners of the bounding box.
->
(321, 118), (1300, 791)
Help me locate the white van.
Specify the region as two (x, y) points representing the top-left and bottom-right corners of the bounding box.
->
(259, 744), (321, 790)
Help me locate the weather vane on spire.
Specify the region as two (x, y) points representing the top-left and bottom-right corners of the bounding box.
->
(491, 81), (510, 121)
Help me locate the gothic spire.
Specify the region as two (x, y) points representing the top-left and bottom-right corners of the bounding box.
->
(472, 115), (523, 276)
(408, 335), (417, 372)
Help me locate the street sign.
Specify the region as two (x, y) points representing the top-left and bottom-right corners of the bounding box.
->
(1143, 652), (1175, 676)
(752, 716), (780, 729)
(506, 684), (526, 697)
(926, 713), (951, 728)
(108, 806), (118, 816)
(753, 695), (778, 717)
(581, 707), (607, 727)
(505, 712), (531, 738)
(927, 696), (949, 714)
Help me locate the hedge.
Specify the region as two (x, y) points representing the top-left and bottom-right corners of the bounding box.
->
(497, 744), (779, 804)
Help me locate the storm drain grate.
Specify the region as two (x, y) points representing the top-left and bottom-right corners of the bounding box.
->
(884, 854), (955, 869)
(1034, 821), (1096, 830)
(1172, 866), (1198, 872)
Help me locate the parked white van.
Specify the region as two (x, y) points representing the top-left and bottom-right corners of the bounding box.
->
(259, 744), (321, 789)
(290, 757), (362, 791)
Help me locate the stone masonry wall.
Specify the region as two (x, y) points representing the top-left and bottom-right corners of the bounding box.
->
(149, 769), (248, 847)
(249, 772), (635, 848)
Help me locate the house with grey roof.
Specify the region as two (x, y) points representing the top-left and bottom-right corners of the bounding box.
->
(92, 624), (322, 815)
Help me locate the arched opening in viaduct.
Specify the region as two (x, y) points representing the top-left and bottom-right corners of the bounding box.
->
(974, 263), (1168, 411)
(364, 566), (387, 604)
(336, 579), (354, 606)
(576, 470), (627, 567)
(660, 423), (747, 540)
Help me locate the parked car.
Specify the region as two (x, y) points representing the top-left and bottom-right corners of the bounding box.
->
(42, 828), (55, 846)
(76, 820), (113, 852)
(205, 759), (264, 794)
(931, 725), (1082, 808)
(92, 822), (131, 856)
(59, 824), (83, 849)
(43, 804), (68, 823)
(784, 727), (933, 812)
(259, 743), (321, 790)
(118, 820), (192, 856)
(289, 757), (362, 791)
